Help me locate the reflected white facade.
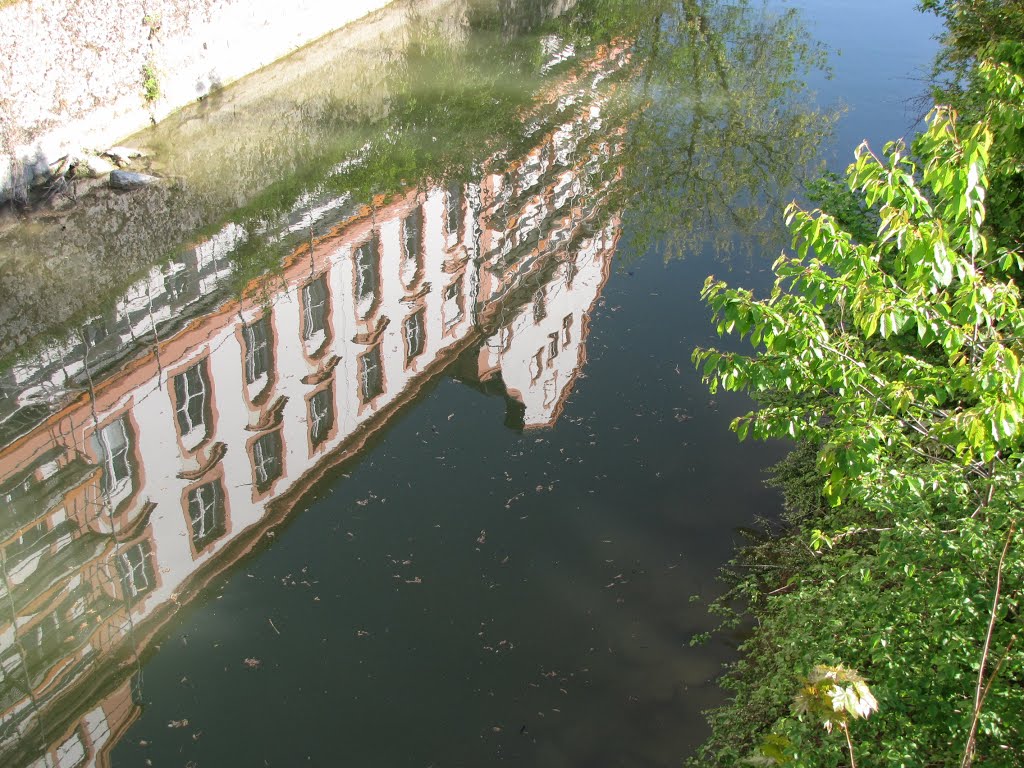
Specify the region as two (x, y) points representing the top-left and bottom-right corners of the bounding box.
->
(0, 39), (631, 768)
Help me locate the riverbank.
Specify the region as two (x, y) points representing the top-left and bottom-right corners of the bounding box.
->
(691, 1), (1024, 763)
(0, 0), (397, 203)
(0, 0), (465, 360)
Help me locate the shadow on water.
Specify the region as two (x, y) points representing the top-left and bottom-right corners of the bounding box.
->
(0, 0), (841, 766)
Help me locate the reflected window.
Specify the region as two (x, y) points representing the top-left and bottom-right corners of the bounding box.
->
(404, 310), (425, 365)
(562, 314), (573, 347)
(251, 431), (283, 494)
(243, 316), (272, 385)
(446, 184), (462, 237)
(173, 359), (211, 441)
(498, 325), (513, 353)
(358, 346), (384, 403)
(164, 269), (190, 301)
(1, 475), (33, 511)
(403, 209), (422, 264)
(543, 373), (559, 409)
(187, 479), (226, 552)
(6, 520), (48, 571)
(355, 236), (379, 308)
(564, 259), (577, 289)
(302, 276), (330, 342)
(532, 288), (547, 324)
(24, 612), (61, 670)
(83, 317), (109, 349)
(90, 417), (134, 497)
(309, 386), (335, 449)
(116, 540), (154, 601)
(443, 276), (464, 329)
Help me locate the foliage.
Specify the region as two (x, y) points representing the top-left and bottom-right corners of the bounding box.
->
(920, 0), (1024, 98)
(790, 665), (877, 765)
(142, 58), (160, 104)
(803, 172), (877, 246)
(920, 2), (1024, 245)
(692, 47), (1024, 768)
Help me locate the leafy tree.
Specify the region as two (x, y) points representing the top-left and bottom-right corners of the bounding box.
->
(920, 0), (1024, 95)
(920, 1), (1024, 244)
(791, 664), (878, 768)
(693, 50), (1024, 767)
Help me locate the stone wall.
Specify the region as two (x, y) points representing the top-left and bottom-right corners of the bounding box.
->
(0, 0), (394, 202)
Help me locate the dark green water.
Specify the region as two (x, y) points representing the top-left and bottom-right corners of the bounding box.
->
(0, 1), (939, 765)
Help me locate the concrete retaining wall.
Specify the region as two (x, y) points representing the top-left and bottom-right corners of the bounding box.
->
(0, 0), (394, 201)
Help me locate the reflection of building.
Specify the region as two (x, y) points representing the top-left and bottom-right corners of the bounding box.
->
(0, 39), (630, 768)
(476, 228), (614, 429)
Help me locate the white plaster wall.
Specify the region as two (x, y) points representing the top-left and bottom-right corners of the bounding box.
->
(0, 0), (396, 201)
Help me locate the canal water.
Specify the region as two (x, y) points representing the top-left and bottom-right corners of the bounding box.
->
(0, 1), (939, 766)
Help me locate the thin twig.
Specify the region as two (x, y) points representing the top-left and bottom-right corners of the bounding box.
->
(842, 723), (857, 768)
(980, 635), (1016, 706)
(972, 479), (996, 519)
(961, 521), (1016, 768)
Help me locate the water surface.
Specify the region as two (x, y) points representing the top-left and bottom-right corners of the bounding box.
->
(0, 1), (940, 765)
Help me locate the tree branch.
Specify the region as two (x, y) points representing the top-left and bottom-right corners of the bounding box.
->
(961, 520), (1016, 768)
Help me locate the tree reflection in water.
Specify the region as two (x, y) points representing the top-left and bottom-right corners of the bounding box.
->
(0, 1), (833, 766)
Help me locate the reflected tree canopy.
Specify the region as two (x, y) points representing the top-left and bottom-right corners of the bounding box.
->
(599, 0), (834, 261)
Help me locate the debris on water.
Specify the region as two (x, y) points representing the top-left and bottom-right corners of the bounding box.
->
(243, 658), (262, 669)
(168, 719), (189, 728)
(476, 530), (487, 545)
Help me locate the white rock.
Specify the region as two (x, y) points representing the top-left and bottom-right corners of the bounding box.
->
(80, 155), (117, 177)
(109, 170), (159, 190)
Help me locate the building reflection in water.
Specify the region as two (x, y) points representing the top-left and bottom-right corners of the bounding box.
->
(0, 38), (629, 768)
